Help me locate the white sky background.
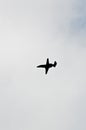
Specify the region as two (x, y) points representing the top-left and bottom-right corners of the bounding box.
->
(0, 0), (86, 130)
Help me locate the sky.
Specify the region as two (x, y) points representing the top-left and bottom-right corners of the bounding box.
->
(0, 0), (86, 130)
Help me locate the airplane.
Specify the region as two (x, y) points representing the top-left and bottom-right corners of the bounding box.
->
(37, 58), (57, 74)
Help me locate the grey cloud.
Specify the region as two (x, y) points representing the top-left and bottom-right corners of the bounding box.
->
(0, 0), (86, 130)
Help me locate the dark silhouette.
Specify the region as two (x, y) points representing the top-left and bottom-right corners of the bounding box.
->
(37, 58), (57, 74)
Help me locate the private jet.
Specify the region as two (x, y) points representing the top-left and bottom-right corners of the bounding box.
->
(37, 58), (57, 74)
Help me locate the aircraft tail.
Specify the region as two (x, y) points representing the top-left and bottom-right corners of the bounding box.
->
(53, 61), (57, 67)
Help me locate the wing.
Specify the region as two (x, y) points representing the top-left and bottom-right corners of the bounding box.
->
(46, 58), (49, 65)
(45, 67), (49, 74)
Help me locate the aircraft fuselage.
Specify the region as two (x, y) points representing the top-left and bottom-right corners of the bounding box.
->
(37, 58), (57, 74)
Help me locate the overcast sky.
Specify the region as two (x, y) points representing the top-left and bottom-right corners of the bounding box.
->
(0, 0), (86, 130)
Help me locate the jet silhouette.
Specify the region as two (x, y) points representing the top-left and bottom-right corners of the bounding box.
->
(37, 58), (57, 74)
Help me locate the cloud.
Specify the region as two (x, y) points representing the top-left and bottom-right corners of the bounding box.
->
(0, 0), (86, 130)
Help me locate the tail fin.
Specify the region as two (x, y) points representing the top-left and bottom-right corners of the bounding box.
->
(53, 61), (57, 67)
(46, 58), (49, 64)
